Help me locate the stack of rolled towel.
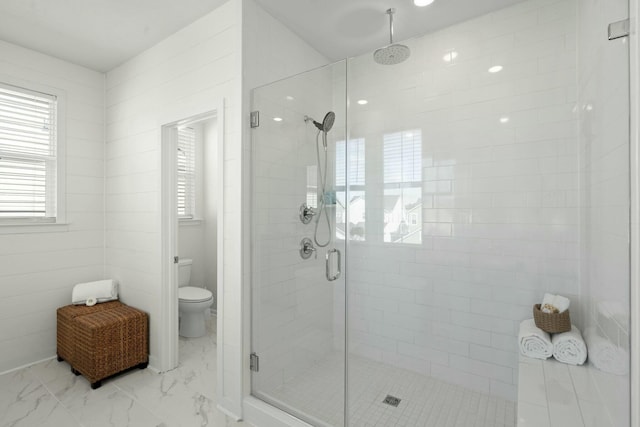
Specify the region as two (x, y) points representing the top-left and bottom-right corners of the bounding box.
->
(72, 279), (119, 306)
(518, 293), (588, 365)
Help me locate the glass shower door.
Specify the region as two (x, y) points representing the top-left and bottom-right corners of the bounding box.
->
(250, 61), (347, 427)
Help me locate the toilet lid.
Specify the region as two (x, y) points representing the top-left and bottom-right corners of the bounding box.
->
(179, 286), (213, 303)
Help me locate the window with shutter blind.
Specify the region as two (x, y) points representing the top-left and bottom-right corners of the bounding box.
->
(0, 83), (59, 222)
(177, 126), (196, 218)
(383, 130), (422, 244)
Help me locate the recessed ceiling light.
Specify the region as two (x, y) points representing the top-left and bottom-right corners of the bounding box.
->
(273, 117), (283, 122)
(285, 96), (294, 101)
(357, 99), (368, 105)
(414, 0), (435, 6)
(488, 65), (503, 73)
(443, 51), (458, 62)
(500, 116), (509, 123)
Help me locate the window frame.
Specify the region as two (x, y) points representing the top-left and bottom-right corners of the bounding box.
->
(0, 80), (66, 228)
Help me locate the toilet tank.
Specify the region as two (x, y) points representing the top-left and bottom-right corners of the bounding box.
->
(178, 258), (192, 287)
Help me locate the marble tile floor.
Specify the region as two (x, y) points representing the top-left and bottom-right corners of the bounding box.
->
(265, 353), (517, 427)
(0, 316), (248, 427)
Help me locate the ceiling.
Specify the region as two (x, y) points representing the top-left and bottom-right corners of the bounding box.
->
(0, 0), (527, 72)
(0, 0), (230, 72)
(252, 0), (527, 62)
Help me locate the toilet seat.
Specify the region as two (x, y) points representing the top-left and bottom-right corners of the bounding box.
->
(179, 286), (213, 303)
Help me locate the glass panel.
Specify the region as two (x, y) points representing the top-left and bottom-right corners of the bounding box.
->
(344, 0), (613, 424)
(578, 0), (630, 425)
(250, 60), (347, 427)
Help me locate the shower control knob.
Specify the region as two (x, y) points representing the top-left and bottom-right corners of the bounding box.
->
(299, 237), (317, 260)
(299, 203), (316, 224)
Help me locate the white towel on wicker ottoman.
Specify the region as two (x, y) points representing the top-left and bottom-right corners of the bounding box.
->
(72, 279), (118, 305)
(519, 319), (553, 360)
(552, 325), (587, 365)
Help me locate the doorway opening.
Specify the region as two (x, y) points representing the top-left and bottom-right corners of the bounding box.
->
(160, 105), (224, 372)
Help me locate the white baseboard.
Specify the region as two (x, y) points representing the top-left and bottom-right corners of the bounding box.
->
(0, 355), (56, 376)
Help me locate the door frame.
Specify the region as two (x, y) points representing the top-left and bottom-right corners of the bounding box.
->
(159, 100), (225, 372)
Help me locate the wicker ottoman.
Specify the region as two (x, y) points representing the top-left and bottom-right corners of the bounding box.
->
(56, 301), (148, 389)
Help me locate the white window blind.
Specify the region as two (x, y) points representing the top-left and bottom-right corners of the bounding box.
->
(336, 138), (365, 187)
(177, 127), (196, 218)
(384, 130), (422, 184)
(0, 83), (57, 219)
(383, 130), (422, 244)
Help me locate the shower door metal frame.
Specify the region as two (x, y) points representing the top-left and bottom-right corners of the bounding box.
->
(628, 1), (640, 425)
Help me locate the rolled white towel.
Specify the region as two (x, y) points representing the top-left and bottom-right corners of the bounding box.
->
(552, 325), (587, 365)
(584, 327), (629, 376)
(519, 319), (553, 360)
(72, 279), (118, 305)
(541, 293), (570, 314)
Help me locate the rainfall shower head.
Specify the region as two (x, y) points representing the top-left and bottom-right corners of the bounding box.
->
(374, 8), (410, 65)
(305, 111), (335, 133)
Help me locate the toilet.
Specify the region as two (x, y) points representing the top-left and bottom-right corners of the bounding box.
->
(178, 258), (214, 338)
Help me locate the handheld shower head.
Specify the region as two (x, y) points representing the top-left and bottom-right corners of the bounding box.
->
(320, 111), (335, 133)
(305, 111), (336, 133)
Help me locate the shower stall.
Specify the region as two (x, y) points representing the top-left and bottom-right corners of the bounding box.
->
(249, 0), (632, 425)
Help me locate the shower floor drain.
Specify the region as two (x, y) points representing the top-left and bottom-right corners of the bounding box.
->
(382, 395), (401, 407)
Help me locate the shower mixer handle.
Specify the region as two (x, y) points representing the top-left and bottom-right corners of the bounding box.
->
(299, 203), (315, 224)
(299, 237), (317, 259)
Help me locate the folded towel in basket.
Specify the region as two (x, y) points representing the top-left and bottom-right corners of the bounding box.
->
(552, 325), (587, 365)
(519, 319), (553, 360)
(541, 293), (570, 314)
(72, 279), (118, 305)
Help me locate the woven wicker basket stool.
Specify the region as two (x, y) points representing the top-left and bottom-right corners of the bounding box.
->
(56, 301), (148, 389)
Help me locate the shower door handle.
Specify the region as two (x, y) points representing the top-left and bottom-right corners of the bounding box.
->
(326, 248), (341, 281)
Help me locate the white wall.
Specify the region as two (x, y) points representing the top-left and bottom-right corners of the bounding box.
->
(104, 0), (243, 385)
(346, 0), (579, 401)
(0, 41), (105, 373)
(578, 0), (631, 424)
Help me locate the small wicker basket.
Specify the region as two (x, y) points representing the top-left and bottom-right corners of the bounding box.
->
(533, 304), (571, 333)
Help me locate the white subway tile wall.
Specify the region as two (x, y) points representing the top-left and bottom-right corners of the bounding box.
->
(0, 41), (105, 373)
(577, 0), (630, 424)
(346, 0), (579, 402)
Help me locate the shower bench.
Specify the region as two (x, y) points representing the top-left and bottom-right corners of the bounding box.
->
(517, 355), (595, 427)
